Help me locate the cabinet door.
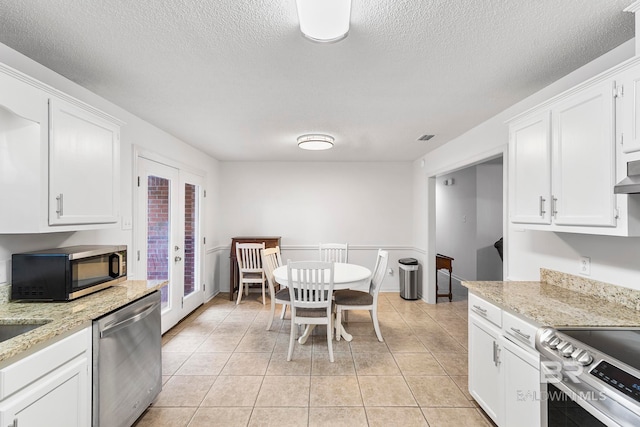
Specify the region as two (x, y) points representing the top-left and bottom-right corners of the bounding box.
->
(501, 337), (541, 427)
(49, 98), (120, 225)
(0, 70), (49, 233)
(509, 112), (552, 224)
(619, 63), (640, 154)
(552, 81), (617, 227)
(469, 314), (502, 425)
(0, 357), (89, 427)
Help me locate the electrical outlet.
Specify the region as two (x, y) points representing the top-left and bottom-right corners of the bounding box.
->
(579, 256), (591, 276)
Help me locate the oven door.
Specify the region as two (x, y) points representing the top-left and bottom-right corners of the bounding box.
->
(541, 364), (640, 427)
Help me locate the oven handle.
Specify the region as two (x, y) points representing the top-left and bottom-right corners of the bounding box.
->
(100, 301), (159, 339)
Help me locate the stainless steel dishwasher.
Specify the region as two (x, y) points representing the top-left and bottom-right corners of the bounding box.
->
(92, 291), (161, 427)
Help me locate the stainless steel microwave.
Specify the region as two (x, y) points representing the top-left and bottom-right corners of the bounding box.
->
(12, 245), (127, 301)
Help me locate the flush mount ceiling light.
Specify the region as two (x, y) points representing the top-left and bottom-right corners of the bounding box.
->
(297, 134), (335, 150)
(295, 0), (351, 43)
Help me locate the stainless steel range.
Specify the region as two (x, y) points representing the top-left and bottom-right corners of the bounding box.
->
(536, 327), (640, 427)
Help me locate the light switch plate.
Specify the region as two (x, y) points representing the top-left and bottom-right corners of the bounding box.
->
(0, 260), (7, 284)
(121, 216), (133, 230)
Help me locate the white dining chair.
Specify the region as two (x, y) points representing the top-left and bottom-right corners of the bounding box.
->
(334, 249), (388, 342)
(235, 242), (267, 305)
(318, 242), (348, 263)
(286, 260), (335, 363)
(261, 246), (290, 331)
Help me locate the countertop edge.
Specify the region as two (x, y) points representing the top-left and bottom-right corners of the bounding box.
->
(0, 280), (167, 365)
(463, 280), (640, 328)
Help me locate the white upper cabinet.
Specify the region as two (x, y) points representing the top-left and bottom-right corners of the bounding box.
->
(618, 62), (640, 154)
(508, 56), (640, 236)
(551, 80), (616, 227)
(509, 112), (552, 224)
(49, 98), (120, 225)
(0, 63), (122, 233)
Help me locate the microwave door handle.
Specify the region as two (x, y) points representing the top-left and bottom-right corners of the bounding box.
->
(109, 253), (123, 278)
(100, 301), (159, 339)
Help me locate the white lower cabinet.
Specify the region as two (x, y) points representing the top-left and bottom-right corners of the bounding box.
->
(468, 293), (541, 427)
(469, 312), (502, 424)
(501, 336), (541, 427)
(0, 328), (91, 427)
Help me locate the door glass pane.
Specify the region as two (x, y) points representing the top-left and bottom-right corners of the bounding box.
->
(147, 175), (170, 310)
(183, 183), (197, 297)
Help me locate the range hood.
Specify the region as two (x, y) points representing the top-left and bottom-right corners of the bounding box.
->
(614, 160), (640, 194)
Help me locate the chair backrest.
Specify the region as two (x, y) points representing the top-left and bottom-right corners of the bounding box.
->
(369, 249), (389, 297)
(318, 243), (348, 263)
(236, 242), (265, 272)
(261, 246), (282, 292)
(287, 260), (334, 309)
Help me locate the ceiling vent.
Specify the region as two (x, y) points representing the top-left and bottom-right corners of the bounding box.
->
(417, 134), (435, 141)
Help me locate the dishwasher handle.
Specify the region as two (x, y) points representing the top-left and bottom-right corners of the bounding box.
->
(100, 301), (159, 339)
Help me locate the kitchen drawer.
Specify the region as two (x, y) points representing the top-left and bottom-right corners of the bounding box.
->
(503, 311), (539, 350)
(469, 293), (501, 327)
(0, 328), (90, 400)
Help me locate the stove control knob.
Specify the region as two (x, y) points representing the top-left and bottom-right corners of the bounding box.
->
(557, 341), (574, 357)
(546, 336), (561, 349)
(571, 349), (594, 366)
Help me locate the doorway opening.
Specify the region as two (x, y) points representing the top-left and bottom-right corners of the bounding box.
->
(434, 156), (504, 302)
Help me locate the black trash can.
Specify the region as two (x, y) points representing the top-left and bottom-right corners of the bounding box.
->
(399, 258), (419, 300)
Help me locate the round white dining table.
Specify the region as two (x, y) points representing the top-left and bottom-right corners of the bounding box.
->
(272, 262), (372, 343)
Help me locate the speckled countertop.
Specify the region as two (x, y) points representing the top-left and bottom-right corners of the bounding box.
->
(0, 280), (166, 365)
(463, 280), (640, 328)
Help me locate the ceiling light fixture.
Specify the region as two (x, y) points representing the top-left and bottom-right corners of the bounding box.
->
(295, 0), (351, 43)
(297, 134), (335, 150)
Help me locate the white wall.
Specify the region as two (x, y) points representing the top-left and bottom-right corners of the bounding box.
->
(415, 39), (640, 294)
(0, 43), (222, 300)
(216, 161), (414, 293)
(436, 167), (477, 281)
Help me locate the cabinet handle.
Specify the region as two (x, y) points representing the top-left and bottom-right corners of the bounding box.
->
(539, 196), (546, 217)
(472, 305), (487, 316)
(551, 196), (558, 218)
(492, 341), (498, 366)
(56, 193), (64, 217)
(8, 418), (18, 427)
(510, 327), (531, 341)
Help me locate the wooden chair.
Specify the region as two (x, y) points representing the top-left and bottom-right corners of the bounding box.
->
(235, 242), (266, 305)
(286, 261), (335, 362)
(335, 249), (388, 342)
(318, 242), (348, 263)
(261, 246), (290, 331)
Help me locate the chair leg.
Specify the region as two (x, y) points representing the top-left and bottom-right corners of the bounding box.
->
(371, 307), (383, 342)
(327, 317), (334, 363)
(266, 295), (276, 331)
(335, 307), (342, 341)
(261, 281), (266, 305)
(236, 282), (244, 305)
(279, 304), (287, 319)
(287, 317), (296, 362)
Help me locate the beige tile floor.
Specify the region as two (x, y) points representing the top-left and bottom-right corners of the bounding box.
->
(135, 292), (495, 427)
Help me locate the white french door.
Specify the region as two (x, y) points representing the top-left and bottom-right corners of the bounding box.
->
(137, 157), (204, 333)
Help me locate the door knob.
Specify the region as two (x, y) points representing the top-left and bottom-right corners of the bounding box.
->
(175, 256), (182, 262)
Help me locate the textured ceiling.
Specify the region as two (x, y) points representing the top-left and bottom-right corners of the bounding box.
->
(0, 0), (635, 161)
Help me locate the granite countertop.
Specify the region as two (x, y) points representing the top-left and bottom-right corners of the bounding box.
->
(463, 280), (640, 328)
(0, 280), (166, 365)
